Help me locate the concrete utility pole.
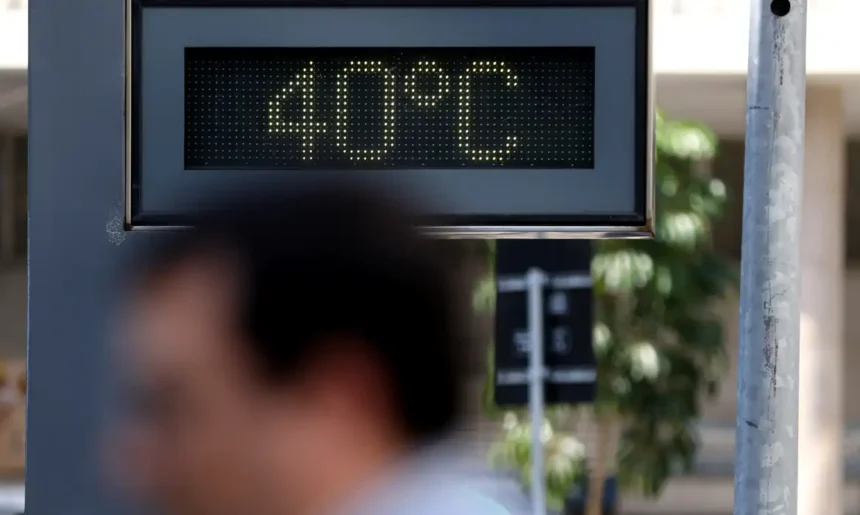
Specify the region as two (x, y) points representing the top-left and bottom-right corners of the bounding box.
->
(734, 0), (807, 514)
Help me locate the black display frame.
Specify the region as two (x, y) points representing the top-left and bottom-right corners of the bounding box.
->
(126, 0), (653, 237)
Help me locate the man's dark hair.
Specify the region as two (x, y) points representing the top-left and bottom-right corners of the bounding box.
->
(135, 181), (468, 443)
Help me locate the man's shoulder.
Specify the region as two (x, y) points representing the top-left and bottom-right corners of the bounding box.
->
(435, 483), (528, 515)
(390, 469), (530, 515)
(347, 443), (530, 515)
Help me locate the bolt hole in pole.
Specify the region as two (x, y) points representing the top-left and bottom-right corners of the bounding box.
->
(770, 0), (791, 16)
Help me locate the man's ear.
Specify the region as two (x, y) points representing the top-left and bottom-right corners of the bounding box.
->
(297, 339), (394, 424)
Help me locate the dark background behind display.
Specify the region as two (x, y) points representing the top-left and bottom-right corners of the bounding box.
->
(185, 47), (595, 170)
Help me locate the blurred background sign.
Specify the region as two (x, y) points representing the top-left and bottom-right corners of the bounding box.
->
(494, 240), (596, 406)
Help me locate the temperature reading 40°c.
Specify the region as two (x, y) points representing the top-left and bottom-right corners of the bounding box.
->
(267, 59), (518, 163)
(184, 47), (595, 170)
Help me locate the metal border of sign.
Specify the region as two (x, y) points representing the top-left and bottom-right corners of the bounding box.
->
(124, 0), (654, 239)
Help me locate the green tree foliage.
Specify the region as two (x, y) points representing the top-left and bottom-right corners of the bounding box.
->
(487, 409), (590, 510)
(481, 110), (735, 512)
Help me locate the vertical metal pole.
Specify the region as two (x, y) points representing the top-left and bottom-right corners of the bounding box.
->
(735, 1), (806, 514)
(526, 267), (546, 515)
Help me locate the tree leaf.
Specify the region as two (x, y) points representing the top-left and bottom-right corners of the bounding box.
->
(657, 120), (718, 160)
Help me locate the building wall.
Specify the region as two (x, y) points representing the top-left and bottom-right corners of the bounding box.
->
(0, 264), (23, 359)
(703, 138), (860, 425)
(705, 136), (860, 424)
(712, 138), (860, 261)
(699, 272), (860, 424)
(0, 133), (25, 359)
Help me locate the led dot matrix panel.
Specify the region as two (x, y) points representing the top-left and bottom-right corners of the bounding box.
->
(185, 48), (595, 170)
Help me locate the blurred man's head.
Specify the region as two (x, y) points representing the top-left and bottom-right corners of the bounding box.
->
(112, 184), (467, 515)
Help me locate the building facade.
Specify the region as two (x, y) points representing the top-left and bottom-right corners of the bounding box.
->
(3, 0), (860, 513)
